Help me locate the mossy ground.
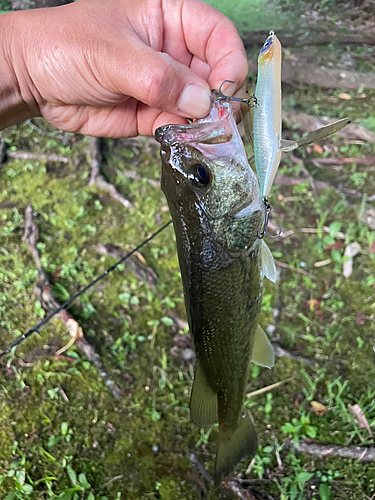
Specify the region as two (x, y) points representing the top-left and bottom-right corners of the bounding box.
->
(1, 2), (375, 499)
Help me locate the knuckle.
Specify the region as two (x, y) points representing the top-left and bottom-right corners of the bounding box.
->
(143, 58), (175, 109)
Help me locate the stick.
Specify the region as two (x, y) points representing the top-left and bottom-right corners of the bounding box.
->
(274, 259), (316, 279)
(88, 136), (133, 209)
(291, 440), (375, 462)
(272, 343), (318, 367)
(7, 151), (71, 163)
(188, 454), (259, 499)
(246, 377), (295, 399)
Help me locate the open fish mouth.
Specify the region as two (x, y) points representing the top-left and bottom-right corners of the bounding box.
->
(155, 95), (234, 149)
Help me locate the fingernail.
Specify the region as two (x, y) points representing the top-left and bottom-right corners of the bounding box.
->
(178, 84), (212, 118)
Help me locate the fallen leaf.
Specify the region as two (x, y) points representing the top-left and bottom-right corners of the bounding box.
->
(339, 92), (351, 100)
(348, 404), (373, 437)
(369, 241), (375, 254)
(343, 242), (361, 278)
(307, 299), (321, 311)
(311, 401), (328, 416)
(356, 312), (366, 325)
(325, 241), (344, 251)
(313, 143), (323, 154)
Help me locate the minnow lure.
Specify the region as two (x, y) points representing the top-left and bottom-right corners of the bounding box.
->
(238, 31), (351, 199)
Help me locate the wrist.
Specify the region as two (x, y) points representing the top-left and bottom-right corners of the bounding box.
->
(0, 11), (40, 130)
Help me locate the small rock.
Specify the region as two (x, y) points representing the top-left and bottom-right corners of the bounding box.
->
(182, 348), (195, 362)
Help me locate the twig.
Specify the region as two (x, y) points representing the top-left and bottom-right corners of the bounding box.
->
(188, 454), (259, 499)
(274, 259), (316, 279)
(310, 156), (375, 167)
(188, 453), (213, 484)
(272, 343), (318, 367)
(27, 120), (71, 144)
(274, 438), (283, 471)
(88, 136), (133, 209)
(246, 377), (295, 399)
(225, 481), (258, 500)
(102, 475), (124, 488)
(22, 204), (122, 401)
(7, 151), (71, 163)
(299, 226), (346, 239)
(290, 440), (375, 462)
(274, 174), (330, 192)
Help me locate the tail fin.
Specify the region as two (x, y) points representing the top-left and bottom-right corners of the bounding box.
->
(214, 409), (258, 485)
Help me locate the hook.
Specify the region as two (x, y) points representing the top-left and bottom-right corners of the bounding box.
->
(217, 80), (258, 107)
(257, 198), (281, 239)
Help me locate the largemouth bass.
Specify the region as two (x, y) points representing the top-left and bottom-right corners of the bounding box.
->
(155, 94), (275, 483)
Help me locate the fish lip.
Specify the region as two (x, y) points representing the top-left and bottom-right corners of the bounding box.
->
(155, 124), (172, 145)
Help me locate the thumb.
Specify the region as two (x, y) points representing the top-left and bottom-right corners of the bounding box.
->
(112, 44), (212, 119)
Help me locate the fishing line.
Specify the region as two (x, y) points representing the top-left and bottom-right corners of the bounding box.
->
(0, 219), (172, 359)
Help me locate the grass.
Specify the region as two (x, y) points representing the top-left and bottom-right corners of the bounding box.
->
(204, 0), (290, 32)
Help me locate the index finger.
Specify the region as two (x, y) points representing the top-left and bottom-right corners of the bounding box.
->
(179, 0), (248, 91)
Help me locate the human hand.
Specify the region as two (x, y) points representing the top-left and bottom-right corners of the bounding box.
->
(0, 0), (248, 137)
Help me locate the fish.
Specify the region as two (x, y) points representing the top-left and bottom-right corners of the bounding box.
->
(155, 94), (276, 484)
(249, 30), (351, 199)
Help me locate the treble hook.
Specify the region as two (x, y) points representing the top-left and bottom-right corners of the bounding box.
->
(257, 198), (281, 239)
(217, 80), (259, 107)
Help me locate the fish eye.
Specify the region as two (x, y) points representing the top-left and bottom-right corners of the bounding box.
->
(189, 163), (211, 189)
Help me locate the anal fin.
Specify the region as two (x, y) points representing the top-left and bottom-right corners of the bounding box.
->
(215, 409), (258, 485)
(251, 325), (275, 368)
(190, 362), (218, 428)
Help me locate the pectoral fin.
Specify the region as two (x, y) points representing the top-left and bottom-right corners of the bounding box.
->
(190, 362), (218, 428)
(261, 240), (277, 283)
(251, 325), (275, 368)
(215, 409), (258, 485)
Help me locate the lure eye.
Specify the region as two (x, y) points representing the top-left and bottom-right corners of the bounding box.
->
(189, 163), (211, 189)
(261, 37), (273, 53)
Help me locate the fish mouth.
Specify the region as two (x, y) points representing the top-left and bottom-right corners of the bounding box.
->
(155, 124), (174, 145)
